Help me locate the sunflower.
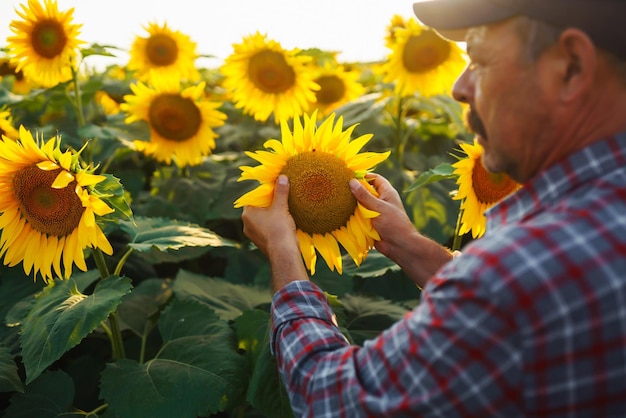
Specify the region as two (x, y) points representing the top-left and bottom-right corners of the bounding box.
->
(0, 58), (33, 94)
(220, 32), (319, 124)
(382, 18), (466, 97)
(309, 64), (365, 117)
(127, 22), (200, 83)
(385, 14), (407, 47)
(95, 91), (121, 115)
(0, 108), (19, 141)
(452, 140), (521, 239)
(0, 126), (115, 282)
(6, 0), (84, 88)
(234, 111), (390, 274)
(121, 75), (226, 167)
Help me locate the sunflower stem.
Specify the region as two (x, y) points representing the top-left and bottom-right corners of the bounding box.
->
(70, 64), (86, 128)
(113, 247), (134, 276)
(394, 95), (405, 163)
(93, 248), (126, 359)
(451, 201), (464, 252)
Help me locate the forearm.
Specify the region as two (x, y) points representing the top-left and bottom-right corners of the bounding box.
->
(382, 229), (454, 288)
(268, 237), (310, 293)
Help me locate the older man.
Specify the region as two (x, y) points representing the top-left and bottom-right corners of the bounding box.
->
(242, 0), (626, 416)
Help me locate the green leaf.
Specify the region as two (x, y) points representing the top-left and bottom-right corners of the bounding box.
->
(20, 275), (132, 383)
(80, 43), (120, 58)
(101, 298), (248, 418)
(341, 294), (410, 345)
(0, 344), (23, 393)
(4, 370), (74, 417)
(405, 163), (456, 192)
(173, 270), (271, 321)
(119, 216), (237, 263)
(116, 278), (173, 337)
(235, 310), (294, 418)
(93, 173), (134, 222)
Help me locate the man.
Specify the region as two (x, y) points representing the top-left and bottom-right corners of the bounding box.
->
(242, 0), (626, 416)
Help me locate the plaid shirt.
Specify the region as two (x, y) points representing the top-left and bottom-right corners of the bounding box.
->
(271, 133), (626, 418)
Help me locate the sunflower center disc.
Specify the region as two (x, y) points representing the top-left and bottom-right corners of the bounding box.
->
(149, 94), (201, 142)
(471, 162), (518, 205)
(403, 30), (451, 73)
(13, 165), (84, 237)
(315, 75), (346, 105)
(281, 151), (357, 235)
(146, 33), (179, 66)
(248, 49), (296, 94)
(32, 20), (67, 58)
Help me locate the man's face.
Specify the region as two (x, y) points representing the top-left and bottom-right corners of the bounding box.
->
(451, 18), (557, 183)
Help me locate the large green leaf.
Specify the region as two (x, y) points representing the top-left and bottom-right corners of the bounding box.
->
(234, 309), (294, 418)
(101, 298), (248, 418)
(119, 216), (237, 264)
(20, 275), (132, 383)
(0, 343), (22, 393)
(116, 278), (173, 337)
(340, 294), (410, 345)
(4, 370), (75, 418)
(173, 270), (271, 321)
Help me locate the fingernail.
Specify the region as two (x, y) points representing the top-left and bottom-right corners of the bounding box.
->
(278, 175), (288, 185)
(349, 178), (359, 191)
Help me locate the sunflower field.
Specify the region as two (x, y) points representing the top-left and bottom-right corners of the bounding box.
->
(0, 1), (520, 417)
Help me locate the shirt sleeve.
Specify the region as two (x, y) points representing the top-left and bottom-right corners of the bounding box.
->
(270, 277), (524, 418)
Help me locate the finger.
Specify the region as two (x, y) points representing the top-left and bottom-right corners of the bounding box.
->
(273, 174), (290, 208)
(350, 178), (380, 210)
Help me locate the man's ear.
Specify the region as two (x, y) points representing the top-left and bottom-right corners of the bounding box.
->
(556, 28), (597, 102)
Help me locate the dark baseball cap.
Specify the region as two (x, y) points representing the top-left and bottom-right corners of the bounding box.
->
(412, 0), (626, 59)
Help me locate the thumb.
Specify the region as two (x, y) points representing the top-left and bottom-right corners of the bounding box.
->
(350, 178), (379, 211)
(273, 174), (290, 208)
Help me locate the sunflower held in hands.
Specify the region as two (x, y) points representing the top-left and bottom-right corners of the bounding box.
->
(235, 111), (390, 274)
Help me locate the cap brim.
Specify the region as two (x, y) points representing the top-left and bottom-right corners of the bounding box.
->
(413, 0), (517, 41)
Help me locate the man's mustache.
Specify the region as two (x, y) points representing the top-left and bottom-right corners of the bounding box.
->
(466, 108), (488, 139)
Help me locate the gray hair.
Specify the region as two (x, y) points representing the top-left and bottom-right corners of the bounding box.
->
(514, 15), (626, 85)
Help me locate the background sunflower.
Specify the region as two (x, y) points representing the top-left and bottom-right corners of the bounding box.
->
(220, 32), (319, 124)
(452, 140), (521, 238)
(6, 0), (84, 88)
(121, 75), (226, 167)
(382, 17), (466, 98)
(0, 126), (115, 282)
(127, 21), (200, 82)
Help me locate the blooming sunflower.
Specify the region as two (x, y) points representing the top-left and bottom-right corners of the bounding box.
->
(127, 22), (200, 83)
(309, 64), (365, 117)
(220, 32), (319, 124)
(0, 126), (115, 282)
(121, 75), (226, 167)
(452, 140), (521, 239)
(0, 58), (33, 94)
(382, 18), (466, 97)
(385, 14), (407, 47)
(0, 108), (19, 141)
(6, 0), (84, 88)
(234, 111), (390, 274)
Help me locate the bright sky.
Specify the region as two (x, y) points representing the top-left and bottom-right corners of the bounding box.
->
(0, 0), (418, 70)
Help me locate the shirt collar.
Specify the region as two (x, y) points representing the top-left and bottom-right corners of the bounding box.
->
(486, 132), (626, 229)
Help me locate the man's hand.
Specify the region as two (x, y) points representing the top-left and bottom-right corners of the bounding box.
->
(242, 175), (309, 292)
(350, 173), (453, 288)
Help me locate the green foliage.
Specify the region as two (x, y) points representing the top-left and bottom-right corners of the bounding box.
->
(101, 299), (248, 418)
(20, 273), (132, 383)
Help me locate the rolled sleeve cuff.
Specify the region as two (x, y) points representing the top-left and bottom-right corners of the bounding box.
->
(270, 281), (337, 355)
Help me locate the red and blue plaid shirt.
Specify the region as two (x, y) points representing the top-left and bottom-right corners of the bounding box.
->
(270, 133), (626, 417)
